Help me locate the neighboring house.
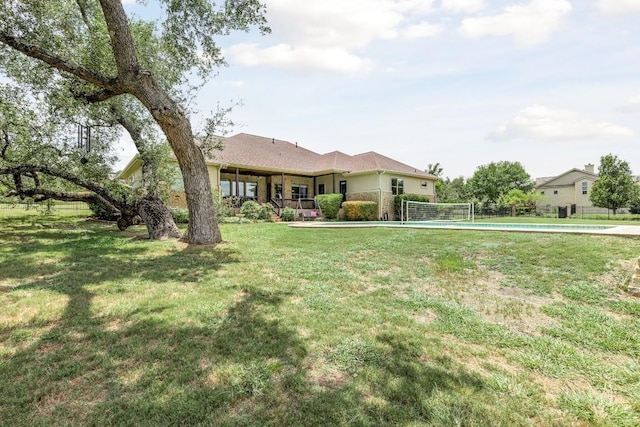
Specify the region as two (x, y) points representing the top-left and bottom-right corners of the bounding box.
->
(535, 164), (598, 209)
(118, 133), (436, 220)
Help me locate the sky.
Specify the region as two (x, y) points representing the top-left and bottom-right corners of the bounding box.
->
(118, 0), (640, 180)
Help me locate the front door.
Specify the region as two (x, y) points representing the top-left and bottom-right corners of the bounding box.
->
(339, 180), (347, 203)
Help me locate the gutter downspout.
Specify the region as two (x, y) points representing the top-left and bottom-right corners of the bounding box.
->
(378, 170), (385, 220)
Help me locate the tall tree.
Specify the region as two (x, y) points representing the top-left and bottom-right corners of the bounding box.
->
(426, 163), (443, 177)
(436, 176), (468, 203)
(590, 154), (635, 215)
(466, 161), (533, 206)
(0, 0), (268, 245)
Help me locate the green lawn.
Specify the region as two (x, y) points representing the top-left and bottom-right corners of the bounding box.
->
(1, 215), (640, 426)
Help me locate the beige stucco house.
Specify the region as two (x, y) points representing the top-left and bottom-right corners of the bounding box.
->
(118, 133), (436, 220)
(535, 164), (598, 209)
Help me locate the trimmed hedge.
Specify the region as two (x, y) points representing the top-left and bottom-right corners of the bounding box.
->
(343, 201), (377, 221)
(316, 193), (343, 219)
(394, 194), (431, 219)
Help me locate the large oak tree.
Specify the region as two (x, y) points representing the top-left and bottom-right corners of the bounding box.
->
(0, 0), (268, 244)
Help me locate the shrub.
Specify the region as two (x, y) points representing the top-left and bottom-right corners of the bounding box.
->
(343, 201), (377, 221)
(281, 206), (295, 222)
(212, 191), (235, 219)
(170, 208), (189, 223)
(259, 203), (274, 221)
(240, 200), (261, 220)
(316, 193), (343, 219)
(394, 194), (431, 219)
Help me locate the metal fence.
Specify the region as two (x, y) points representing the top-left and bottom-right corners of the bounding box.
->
(0, 201), (90, 211)
(474, 205), (640, 220)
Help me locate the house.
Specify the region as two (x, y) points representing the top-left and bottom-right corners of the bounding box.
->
(118, 133), (436, 220)
(535, 164), (598, 210)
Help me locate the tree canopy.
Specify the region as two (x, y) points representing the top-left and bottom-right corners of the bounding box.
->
(466, 161), (533, 206)
(590, 154), (636, 214)
(0, 0), (268, 244)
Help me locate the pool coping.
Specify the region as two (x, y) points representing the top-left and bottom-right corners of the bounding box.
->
(288, 221), (640, 237)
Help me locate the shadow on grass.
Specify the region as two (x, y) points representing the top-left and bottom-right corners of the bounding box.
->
(0, 219), (496, 426)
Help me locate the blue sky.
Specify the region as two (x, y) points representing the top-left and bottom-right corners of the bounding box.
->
(119, 0), (640, 180)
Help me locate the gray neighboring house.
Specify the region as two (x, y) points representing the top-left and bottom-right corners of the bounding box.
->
(535, 164), (598, 210)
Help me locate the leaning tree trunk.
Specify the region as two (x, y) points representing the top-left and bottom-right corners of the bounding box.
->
(138, 196), (182, 240)
(99, 0), (222, 245)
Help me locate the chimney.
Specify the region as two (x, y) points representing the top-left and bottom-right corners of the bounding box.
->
(585, 163), (594, 174)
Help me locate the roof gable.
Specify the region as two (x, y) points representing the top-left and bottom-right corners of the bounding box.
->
(536, 168), (598, 188)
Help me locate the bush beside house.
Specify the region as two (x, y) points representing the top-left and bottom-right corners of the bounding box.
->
(343, 201), (377, 221)
(316, 193), (343, 219)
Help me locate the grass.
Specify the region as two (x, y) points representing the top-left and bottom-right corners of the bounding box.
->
(1, 214), (640, 425)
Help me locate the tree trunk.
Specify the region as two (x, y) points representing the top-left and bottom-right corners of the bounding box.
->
(100, 0), (222, 245)
(138, 196), (182, 240)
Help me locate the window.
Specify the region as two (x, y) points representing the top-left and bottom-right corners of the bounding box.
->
(582, 182), (588, 195)
(392, 177), (404, 195)
(221, 180), (231, 196)
(318, 183), (325, 195)
(540, 191), (545, 195)
(292, 184), (308, 199)
(221, 180), (257, 197)
(553, 190), (558, 195)
(421, 181), (428, 188)
(246, 181), (258, 198)
(275, 184), (283, 199)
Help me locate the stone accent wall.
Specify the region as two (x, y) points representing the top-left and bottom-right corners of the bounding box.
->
(168, 191), (187, 208)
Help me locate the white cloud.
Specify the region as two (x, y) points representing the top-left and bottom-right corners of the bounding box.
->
(487, 105), (634, 141)
(616, 95), (640, 113)
(458, 0), (572, 46)
(597, 0), (640, 14)
(226, 0), (440, 74)
(401, 21), (443, 38)
(441, 0), (485, 13)
(227, 43), (374, 75)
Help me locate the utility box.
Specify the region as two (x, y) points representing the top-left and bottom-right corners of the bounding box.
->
(558, 206), (568, 218)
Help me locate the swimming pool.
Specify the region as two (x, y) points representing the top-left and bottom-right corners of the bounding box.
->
(289, 220), (632, 235)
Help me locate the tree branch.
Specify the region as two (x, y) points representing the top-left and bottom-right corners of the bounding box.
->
(0, 31), (123, 94)
(0, 164), (122, 208)
(98, 0), (141, 82)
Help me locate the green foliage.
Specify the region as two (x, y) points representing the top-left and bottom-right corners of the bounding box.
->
(590, 154), (636, 214)
(238, 201), (272, 222)
(628, 185), (640, 214)
(426, 162), (443, 177)
(211, 191), (234, 219)
(467, 161), (533, 206)
(343, 201), (377, 221)
(498, 189), (543, 211)
(169, 207), (189, 223)
(436, 176), (468, 202)
(315, 193), (342, 219)
(281, 206), (295, 222)
(259, 203), (274, 221)
(240, 200), (261, 220)
(88, 182), (135, 220)
(394, 193), (431, 218)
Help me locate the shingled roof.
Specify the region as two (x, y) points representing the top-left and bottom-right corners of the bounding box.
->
(206, 133), (433, 178)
